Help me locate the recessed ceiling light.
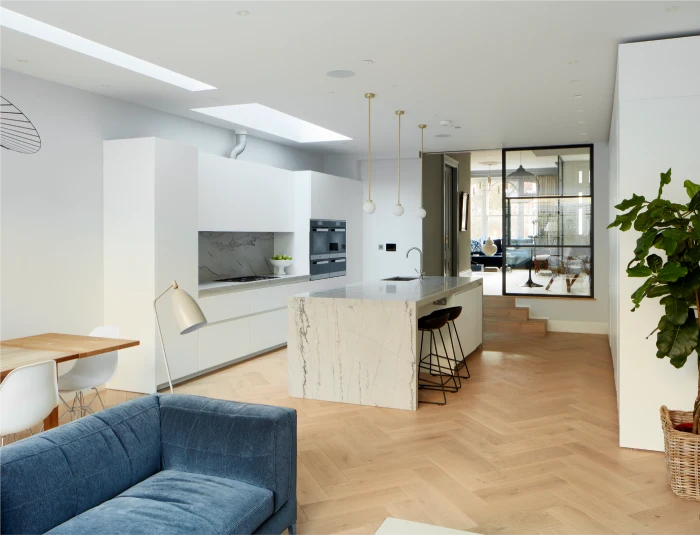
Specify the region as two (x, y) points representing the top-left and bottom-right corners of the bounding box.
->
(362, 59), (374, 64)
(454, 126), (462, 129)
(101, 84), (111, 88)
(577, 109), (585, 113)
(17, 58), (28, 63)
(237, 10), (249, 16)
(326, 69), (355, 78)
(0, 7), (216, 91)
(573, 95), (583, 99)
(435, 134), (451, 138)
(580, 132), (588, 136)
(665, 6), (679, 12)
(392, 84), (399, 88)
(192, 103), (352, 143)
(328, 90), (335, 94)
(415, 100), (421, 104)
(570, 79), (581, 83)
(578, 120), (586, 124)
(568, 60), (579, 64)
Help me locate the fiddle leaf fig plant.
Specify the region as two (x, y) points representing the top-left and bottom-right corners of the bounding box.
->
(609, 169), (700, 433)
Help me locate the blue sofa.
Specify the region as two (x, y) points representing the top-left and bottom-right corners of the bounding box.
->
(0, 395), (297, 535)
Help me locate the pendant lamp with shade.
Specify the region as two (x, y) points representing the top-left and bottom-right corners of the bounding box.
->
(416, 124), (427, 218)
(506, 151), (537, 196)
(362, 93), (376, 214)
(393, 110), (405, 216)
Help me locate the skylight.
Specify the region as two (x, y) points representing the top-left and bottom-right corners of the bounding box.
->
(0, 8), (216, 92)
(191, 104), (351, 143)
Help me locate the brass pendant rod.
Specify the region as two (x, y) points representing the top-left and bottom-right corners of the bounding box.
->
(365, 93), (375, 202)
(396, 110), (404, 204)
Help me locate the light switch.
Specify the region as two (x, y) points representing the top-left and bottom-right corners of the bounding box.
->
(378, 244), (384, 250)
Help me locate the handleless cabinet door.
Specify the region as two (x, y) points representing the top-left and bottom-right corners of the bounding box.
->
(199, 317), (250, 371)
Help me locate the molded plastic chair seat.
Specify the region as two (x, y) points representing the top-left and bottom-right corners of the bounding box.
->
(58, 326), (120, 419)
(0, 360), (59, 441)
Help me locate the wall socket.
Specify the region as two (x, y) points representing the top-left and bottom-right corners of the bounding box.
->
(378, 244), (384, 250)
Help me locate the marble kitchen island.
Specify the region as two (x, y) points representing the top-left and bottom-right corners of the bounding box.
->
(288, 276), (483, 410)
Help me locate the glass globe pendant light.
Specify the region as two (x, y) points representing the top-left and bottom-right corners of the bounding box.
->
(362, 93), (376, 214)
(416, 124), (427, 218)
(393, 110), (405, 216)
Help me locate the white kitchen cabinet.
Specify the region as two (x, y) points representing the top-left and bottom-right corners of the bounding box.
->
(250, 309), (287, 354)
(199, 317), (250, 371)
(199, 154), (295, 232)
(104, 138), (199, 393)
(307, 171), (347, 220)
(345, 179), (363, 283)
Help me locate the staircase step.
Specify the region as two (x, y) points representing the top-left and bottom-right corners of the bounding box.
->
(483, 307), (530, 320)
(483, 296), (516, 308)
(484, 317), (547, 336)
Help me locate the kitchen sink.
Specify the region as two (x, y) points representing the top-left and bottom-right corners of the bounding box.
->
(382, 276), (418, 282)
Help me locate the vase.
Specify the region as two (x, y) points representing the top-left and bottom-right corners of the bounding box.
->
(482, 237), (497, 257)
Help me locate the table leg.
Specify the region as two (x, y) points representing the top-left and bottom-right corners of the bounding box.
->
(44, 407), (59, 430)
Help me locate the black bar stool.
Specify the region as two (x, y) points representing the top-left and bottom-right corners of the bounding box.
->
(417, 312), (459, 406)
(427, 306), (470, 383)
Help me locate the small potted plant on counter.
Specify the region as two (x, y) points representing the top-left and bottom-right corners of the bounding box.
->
(270, 255), (292, 276)
(609, 169), (700, 501)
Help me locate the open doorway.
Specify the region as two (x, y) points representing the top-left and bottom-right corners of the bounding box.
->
(469, 149), (504, 295)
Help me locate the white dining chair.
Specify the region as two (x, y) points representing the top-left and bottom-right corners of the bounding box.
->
(58, 326), (119, 420)
(0, 360), (59, 445)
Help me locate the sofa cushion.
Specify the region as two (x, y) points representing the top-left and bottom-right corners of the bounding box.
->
(0, 396), (161, 535)
(45, 470), (274, 535)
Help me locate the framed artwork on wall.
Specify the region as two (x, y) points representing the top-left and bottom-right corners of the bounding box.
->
(459, 192), (469, 232)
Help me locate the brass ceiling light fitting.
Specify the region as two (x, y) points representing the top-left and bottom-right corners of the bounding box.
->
(416, 124), (427, 218)
(393, 110), (405, 216)
(362, 93), (376, 214)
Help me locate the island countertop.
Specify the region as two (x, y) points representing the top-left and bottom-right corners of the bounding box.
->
(292, 276), (482, 307)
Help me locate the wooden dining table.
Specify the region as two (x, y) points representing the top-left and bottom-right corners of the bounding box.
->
(0, 333), (139, 430)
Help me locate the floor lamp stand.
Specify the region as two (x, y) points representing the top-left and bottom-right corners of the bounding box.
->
(154, 283), (176, 394)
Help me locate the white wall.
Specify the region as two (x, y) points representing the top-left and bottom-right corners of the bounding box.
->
(360, 158), (422, 280)
(324, 154), (361, 180)
(0, 68), (325, 340)
(611, 36), (700, 451)
(516, 142), (610, 335)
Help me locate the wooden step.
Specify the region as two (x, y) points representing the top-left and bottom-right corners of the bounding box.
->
(483, 307), (530, 320)
(483, 317), (547, 336)
(483, 296), (516, 308)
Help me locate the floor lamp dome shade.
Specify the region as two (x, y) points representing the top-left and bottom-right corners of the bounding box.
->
(171, 286), (207, 334)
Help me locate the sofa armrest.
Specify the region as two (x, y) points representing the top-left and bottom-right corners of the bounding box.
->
(158, 394), (296, 514)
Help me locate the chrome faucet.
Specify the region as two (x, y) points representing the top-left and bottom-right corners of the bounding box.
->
(406, 247), (425, 280)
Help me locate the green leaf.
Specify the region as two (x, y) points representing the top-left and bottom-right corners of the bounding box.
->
(684, 179), (700, 200)
(662, 228), (689, 242)
(608, 208), (642, 231)
(615, 194), (646, 211)
(647, 284), (670, 298)
(627, 264), (652, 277)
(689, 192), (700, 212)
(659, 235), (679, 256)
(655, 310), (698, 368)
(657, 262), (688, 282)
(661, 295), (690, 325)
(631, 278), (654, 309)
(658, 169), (672, 199)
(668, 268), (700, 298)
(646, 254), (663, 273)
(633, 230), (658, 261)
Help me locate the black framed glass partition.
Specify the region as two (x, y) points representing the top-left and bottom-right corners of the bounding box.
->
(501, 145), (593, 298)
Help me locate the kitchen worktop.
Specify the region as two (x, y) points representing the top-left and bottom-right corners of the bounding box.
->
(199, 273), (310, 298)
(293, 276), (482, 306)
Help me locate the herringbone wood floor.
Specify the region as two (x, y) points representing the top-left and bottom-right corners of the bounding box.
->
(59, 334), (700, 533)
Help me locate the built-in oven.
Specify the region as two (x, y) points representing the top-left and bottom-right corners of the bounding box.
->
(328, 221), (346, 259)
(310, 220), (330, 260)
(329, 257), (346, 278)
(310, 219), (346, 280)
(310, 259), (330, 280)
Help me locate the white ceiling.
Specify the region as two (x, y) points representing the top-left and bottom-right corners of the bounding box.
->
(2, 1), (698, 158)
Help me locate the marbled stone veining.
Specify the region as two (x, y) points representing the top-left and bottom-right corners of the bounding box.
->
(198, 231), (273, 282)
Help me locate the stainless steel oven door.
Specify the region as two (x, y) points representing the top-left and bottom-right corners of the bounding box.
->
(329, 258), (346, 278)
(328, 228), (346, 259)
(310, 228), (330, 260)
(310, 259), (330, 280)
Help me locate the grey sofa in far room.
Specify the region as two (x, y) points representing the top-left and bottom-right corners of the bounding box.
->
(0, 394), (297, 535)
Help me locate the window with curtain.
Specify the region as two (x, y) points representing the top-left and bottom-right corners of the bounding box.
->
(501, 145), (593, 298)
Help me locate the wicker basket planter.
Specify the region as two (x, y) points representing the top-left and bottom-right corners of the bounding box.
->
(660, 405), (700, 501)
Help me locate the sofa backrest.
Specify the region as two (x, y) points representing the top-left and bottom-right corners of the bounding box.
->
(0, 395), (161, 535)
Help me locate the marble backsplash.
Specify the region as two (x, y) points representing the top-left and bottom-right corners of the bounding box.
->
(199, 232), (273, 282)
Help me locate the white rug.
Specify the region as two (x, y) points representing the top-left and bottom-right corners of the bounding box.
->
(374, 518), (479, 535)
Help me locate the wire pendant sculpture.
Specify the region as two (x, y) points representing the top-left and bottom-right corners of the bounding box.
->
(1, 96), (41, 154)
